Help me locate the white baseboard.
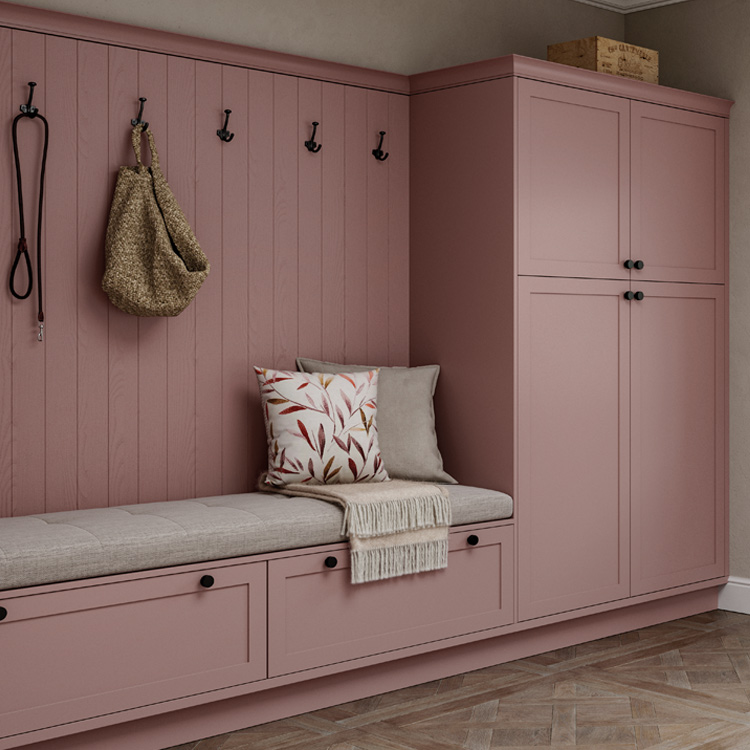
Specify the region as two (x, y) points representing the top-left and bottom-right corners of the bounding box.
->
(718, 577), (750, 614)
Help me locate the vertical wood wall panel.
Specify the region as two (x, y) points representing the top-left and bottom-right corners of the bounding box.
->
(0, 28), (11, 517)
(166, 56), (197, 502)
(388, 94), (410, 366)
(11, 30), (46, 515)
(43, 35), (78, 512)
(273, 74), (299, 370)
(221, 65), (250, 494)
(366, 91), (390, 365)
(246, 69), (275, 483)
(298, 79), (322, 361)
(320, 83), (345, 365)
(1, 27), (408, 517)
(344, 87), (368, 364)
(194, 61), (223, 498)
(107, 45), (139, 508)
(136, 52), (168, 504)
(76, 40), (110, 509)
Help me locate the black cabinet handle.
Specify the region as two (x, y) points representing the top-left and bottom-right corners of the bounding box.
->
(634, 260), (644, 270)
(624, 259), (635, 270)
(467, 534), (479, 546)
(324, 556), (338, 569)
(0, 606), (6, 621)
(624, 291), (634, 301)
(634, 291), (645, 301)
(199, 575), (215, 588)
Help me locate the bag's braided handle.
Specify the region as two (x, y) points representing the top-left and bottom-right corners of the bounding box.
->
(131, 124), (160, 169)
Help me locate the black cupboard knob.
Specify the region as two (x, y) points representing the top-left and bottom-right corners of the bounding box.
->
(624, 259), (635, 269)
(467, 534), (479, 546)
(634, 291), (645, 301)
(0, 606), (6, 621)
(324, 556), (338, 569)
(634, 260), (645, 270)
(199, 575), (215, 588)
(624, 291), (635, 301)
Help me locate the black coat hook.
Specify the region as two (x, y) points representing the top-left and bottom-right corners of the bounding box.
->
(372, 130), (389, 161)
(305, 121), (322, 153)
(131, 97), (148, 131)
(217, 109), (234, 142)
(20, 82), (38, 117)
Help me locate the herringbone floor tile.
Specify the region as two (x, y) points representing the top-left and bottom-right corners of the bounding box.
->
(167, 610), (750, 750)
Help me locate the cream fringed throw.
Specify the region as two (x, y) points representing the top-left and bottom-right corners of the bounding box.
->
(270, 480), (451, 584)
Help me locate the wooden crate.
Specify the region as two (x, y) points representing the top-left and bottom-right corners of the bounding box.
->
(548, 36), (658, 84)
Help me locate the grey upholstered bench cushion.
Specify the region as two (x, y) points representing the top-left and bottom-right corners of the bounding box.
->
(0, 486), (512, 591)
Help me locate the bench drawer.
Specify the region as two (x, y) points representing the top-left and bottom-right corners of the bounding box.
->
(268, 524), (514, 677)
(0, 561), (266, 741)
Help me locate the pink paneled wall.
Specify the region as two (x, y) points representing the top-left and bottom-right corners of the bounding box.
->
(0, 25), (409, 517)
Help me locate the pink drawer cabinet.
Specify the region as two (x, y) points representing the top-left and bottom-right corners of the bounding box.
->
(0, 561), (267, 742)
(268, 524), (514, 677)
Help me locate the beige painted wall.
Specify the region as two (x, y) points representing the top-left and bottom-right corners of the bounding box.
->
(5, 0), (623, 75)
(627, 0), (749, 578)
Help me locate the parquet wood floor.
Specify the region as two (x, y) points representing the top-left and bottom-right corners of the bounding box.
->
(167, 610), (750, 750)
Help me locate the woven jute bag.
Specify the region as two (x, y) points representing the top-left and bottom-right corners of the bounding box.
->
(102, 126), (209, 316)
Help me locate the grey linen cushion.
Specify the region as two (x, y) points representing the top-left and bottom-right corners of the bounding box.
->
(0, 486), (512, 591)
(296, 358), (456, 484)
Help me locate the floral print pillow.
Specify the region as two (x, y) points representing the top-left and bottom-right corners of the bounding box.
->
(255, 367), (389, 487)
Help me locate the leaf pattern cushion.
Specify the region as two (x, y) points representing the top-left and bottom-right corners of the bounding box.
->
(255, 367), (390, 487)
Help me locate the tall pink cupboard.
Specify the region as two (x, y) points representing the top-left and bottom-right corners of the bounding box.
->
(410, 56), (729, 622)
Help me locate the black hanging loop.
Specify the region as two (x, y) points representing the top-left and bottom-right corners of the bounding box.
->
(305, 121), (322, 153)
(19, 81), (38, 117)
(217, 109), (234, 142)
(10, 82), (49, 342)
(372, 130), (389, 161)
(131, 97), (148, 131)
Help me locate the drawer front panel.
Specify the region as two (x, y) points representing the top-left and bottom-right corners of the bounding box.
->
(1, 562), (266, 740)
(268, 525), (514, 676)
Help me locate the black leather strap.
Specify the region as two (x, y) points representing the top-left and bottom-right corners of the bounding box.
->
(10, 108), (49, 338)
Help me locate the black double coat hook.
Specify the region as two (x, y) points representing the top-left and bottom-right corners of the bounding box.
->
(372, 130), (389, 161)
(217, 109), (234, 142)
(305, 121), (322, 153)
(131, 97), (148, 131)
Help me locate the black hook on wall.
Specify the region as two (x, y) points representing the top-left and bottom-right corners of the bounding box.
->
(372, 130), (389, 161)
(305, 121), (322, 153)
(20, 82), (38, 117)
(217, 109), (235, 142)
(131, 97), (148, 131)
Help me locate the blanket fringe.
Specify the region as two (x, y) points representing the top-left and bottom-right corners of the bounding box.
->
(350, 538), (449, 584)
(342, 493), (451, 538)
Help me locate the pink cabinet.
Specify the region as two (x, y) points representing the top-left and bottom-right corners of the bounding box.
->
(411, 56), (729, 625)
(268, 525), (514, 676)
(0, 561), (266, 740)
(517, 277), (630, 620)
(631, 103), (726, 284)
(630, 282), (726, 594)
(517, 79), (630, 281)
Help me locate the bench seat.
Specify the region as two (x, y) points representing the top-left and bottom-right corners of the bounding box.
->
(0, 485), (512, 591)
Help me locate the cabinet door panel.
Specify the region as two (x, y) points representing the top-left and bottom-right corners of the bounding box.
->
(518, 80), (630, 280)
(631, 103), (725, 283)
(268, 526), (514, 676)
(0, 562), (267, 739)
(631, 283), (725, 594)
(518, 277), (630, 620)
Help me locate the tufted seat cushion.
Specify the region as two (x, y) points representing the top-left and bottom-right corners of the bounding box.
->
(0, 485), (512, 591)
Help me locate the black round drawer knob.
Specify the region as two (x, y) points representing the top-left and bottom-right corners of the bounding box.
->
(467, 534), (479, 546)
(634, 291), (645, 301)
(199, 575), (215, 588)
(634, 260), (645, 270)
(0, 606), (7, 621)
(324, 556), (338, 569)
(624, 259), (635, 270)
(624, 291), (635, 301)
